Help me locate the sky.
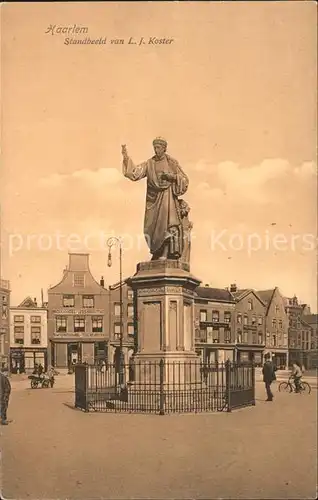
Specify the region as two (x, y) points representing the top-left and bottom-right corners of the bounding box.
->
(0, 1), (317, 309)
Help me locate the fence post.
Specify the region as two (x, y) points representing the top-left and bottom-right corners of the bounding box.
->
(251, 362), (256, 406)
(225, 359), (231, 412)
(84, 363), (89, 412)
(159, 358), (165, 416)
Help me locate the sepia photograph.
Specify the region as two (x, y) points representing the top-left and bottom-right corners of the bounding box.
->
(0, 1), (317, 499)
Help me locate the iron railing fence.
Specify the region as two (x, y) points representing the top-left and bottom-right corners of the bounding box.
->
(75, 360), (255, 415)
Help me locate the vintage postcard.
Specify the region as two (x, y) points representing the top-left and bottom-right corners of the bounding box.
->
(0, 1), (317, 499)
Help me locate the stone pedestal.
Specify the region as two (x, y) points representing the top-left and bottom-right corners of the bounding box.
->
(127, 260), (201, 389)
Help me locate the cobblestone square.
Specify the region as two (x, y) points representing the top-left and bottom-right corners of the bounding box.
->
(0, 377), (317, 499)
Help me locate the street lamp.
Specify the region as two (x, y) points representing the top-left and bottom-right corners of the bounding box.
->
(107, 236), (124, 386)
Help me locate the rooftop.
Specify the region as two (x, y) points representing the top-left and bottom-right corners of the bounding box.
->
(302, 314), (318, 326)
(196, 286), (235, 303)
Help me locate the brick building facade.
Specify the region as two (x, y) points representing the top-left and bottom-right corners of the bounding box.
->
(48, 254), (110, 369)
(0, 279), (10, 370)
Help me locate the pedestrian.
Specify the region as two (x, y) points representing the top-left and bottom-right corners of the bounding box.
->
(38, 363), (44, 377)
(262, 353), (276, 402)
(0, 369), (12, 425)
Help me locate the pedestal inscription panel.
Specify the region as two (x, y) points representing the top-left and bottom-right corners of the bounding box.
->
(142, 301), (162, 352)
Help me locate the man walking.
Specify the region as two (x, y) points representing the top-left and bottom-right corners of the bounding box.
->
(262, 353), (276, 402)
(0, 369), (11, 425)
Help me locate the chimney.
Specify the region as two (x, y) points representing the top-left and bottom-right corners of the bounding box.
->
(100, 276), (105, 287)
(230, 283), (237, 293)
(34, 297), (38, 307)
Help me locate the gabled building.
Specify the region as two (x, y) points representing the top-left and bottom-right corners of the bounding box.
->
(194, 285), (236, 363)
(230, 284), (266, 366)
(48, 253), (110, 369)
(108, 280), (135, 366)
(284, 295), (313, 368)
(257, 288), (289, 369)
(301, 313), (318, 369)
(10, 296), (48, 373)
(0, 279), (10, 370)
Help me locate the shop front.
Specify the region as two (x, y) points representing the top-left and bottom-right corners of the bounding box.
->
(236, 346), (263, 366)
(10, 347), (47, 374)
(51, 339), (108, 369)
(271, 350), (288, 370)
(203, 346), (235, 364)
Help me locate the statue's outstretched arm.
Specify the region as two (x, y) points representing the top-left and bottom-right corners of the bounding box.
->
(122, 146), (147, 181)
(123, 158), (148, 181)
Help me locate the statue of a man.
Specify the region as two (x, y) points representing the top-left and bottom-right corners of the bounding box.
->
(122, 137), (189, 260)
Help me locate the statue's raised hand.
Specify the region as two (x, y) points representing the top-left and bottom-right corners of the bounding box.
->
(121, 144), (128, 161)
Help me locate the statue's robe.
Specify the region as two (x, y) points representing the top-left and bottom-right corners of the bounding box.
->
(123, 154), (189, 257)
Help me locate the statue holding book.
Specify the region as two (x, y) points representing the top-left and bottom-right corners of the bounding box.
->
(122, 137), (192, 264)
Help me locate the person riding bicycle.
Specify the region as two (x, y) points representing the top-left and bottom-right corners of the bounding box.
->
(291, 361), (302, 393)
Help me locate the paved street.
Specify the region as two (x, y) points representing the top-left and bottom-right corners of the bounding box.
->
(0, 376), (317, 500)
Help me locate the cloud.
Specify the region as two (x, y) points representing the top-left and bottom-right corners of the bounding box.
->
(38, 167), (122, 188)
(294, 161), (317, 179)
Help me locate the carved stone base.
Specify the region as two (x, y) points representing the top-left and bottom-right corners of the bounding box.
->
(130, 351), (202, 389)
(127, 259), (201, 386)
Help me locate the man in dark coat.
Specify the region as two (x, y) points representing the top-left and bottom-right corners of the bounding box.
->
(262, 353), (276, 401)
(0, 370), (11, 425)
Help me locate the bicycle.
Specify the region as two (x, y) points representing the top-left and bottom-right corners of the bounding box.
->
(278, 376), (311, 395)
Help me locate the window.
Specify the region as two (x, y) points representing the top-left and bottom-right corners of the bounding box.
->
(14, 315), (24, 323)
(248, 300), (253, 311)
(63, 295), (75, 308)
(237, 331), (242, 343)
(243, 315), (248, 326)
(212, 327), (219, 343)
(31, 326), (41, 345)
(14, 326), (24, 344)
(243, 331), (248, 343)
(258, 332), (263, 344)
(251, 316), (256, 325)
(31, 316), (41, 323)
(278, 319), (283, 329)
(252, 332), (257, 344)
(128, 323), (134, 336)
(206, 326), (213, 343)
(127, 304), (134, 317)
(237, 314), (242, 324)
(56, 316), (67, 333)
(272, 335), (277, 347)
(275, 305), (279, 314)
(114, 323), (121, 339)
(224, 312), (231, 323)
(258, 317), (263, 325)
(224, 328), (231, 343)
(272, 318), (276, 328)
(2, 295), (7, 305)
(200, 328), (207, 342)
(83, 295), (94, 308)
(92, 317), (103, 333)
(127, 289), (134, 300)
(200, 310), (207, 322)
(74, 316), (85, 333)
(212, 310), (219, 323)
(73, 273), (85, 287)
(114, 303), (121, 317)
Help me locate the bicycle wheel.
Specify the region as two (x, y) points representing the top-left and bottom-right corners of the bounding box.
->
(300, 382), (311, 394)
(278, 381), (292, 393)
